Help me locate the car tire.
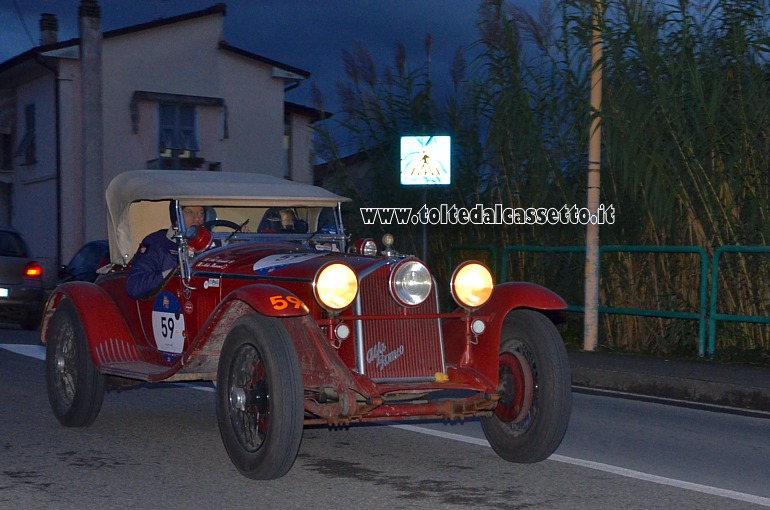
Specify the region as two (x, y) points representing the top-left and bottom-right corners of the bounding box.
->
(45, 300), (106, 427)
(481, 309), (572, 463)
(216, 314), (304, 480)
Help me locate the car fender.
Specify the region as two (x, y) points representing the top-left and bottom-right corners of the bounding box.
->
(183, 289), (372, 400)
(41, 282), (137, 370)
(224, 284), (310, 317)
(178, 284), (309, 374)
(443, 282), (567, 381)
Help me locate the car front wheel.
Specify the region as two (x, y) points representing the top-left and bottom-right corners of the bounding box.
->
(481, 309), (572, 463)
(45, 300), (106, 427)
(216, 314), (304, 480)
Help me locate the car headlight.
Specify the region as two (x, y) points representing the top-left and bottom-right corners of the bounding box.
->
(390, 259), (432, 306)
(314, 262), (358, 311)
(354, 238), (378, 256)
(451, 261), (494, 310)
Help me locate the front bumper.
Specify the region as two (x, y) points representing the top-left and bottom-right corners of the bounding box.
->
(0, 286), (44, 320)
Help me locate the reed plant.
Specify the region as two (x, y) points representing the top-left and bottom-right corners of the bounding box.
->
(315, 0), (770, 361)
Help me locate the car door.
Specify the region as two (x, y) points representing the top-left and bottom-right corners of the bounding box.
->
(135, 275), (191, 363)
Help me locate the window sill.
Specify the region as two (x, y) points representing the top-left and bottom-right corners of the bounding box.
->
(20, 173), (56, 184)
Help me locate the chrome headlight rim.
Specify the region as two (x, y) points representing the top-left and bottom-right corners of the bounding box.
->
(354, 238), (378, 256)
(389, 259), (433, 307)
(313, 262), (359, 312)
(450, 260), (494, 310)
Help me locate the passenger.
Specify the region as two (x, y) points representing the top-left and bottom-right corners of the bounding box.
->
(125, 204), (206, 299)
(258, 208), (297, 233)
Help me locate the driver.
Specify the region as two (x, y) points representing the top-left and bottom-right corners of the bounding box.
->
(125, 204), (206, 300)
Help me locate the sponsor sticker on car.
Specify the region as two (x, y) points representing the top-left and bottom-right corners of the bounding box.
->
(252, 253), (324, 275)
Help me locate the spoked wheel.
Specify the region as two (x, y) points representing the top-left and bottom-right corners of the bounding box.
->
(45, 300), (106, 427)
(216, 314), (303, 479)
(481, 309), (572, 463)
(228, 344), (271, 452)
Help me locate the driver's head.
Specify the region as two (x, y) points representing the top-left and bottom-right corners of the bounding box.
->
(182, 206), (205, 228)
(168, 202), (206, 228)
(279, 209), (296, 230)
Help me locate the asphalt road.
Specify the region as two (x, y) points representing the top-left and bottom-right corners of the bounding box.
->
(1, 326), (768, 510)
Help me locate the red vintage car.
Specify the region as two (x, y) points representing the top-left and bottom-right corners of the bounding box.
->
(41, 170), (571, 479)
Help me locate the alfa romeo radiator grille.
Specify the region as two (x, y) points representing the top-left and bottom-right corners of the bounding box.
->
(356, 265), (444, 380)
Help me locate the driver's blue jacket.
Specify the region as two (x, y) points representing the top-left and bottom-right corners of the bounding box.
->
(125, 229), (178, 300)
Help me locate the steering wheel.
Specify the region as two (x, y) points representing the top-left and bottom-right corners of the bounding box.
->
(203, 219), (242, 232)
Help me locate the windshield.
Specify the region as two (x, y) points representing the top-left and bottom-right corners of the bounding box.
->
(201, 205), (346, 252)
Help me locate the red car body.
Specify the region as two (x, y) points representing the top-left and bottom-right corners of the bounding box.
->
(41, 170), (571, 479)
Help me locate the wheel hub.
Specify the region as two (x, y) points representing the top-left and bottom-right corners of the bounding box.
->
(227, 344), (270, 453)
(495, 351), (534, 423)
(230, 387), (247, 411)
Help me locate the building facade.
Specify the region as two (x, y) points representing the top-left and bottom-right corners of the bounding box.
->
(0, 3), (321, 286)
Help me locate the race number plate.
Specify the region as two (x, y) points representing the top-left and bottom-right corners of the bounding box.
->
(151, 291), (186, 354)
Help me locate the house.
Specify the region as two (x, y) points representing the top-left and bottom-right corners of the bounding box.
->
(0, 2), (323, 286)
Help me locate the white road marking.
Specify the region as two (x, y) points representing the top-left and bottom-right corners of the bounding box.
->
(4, 343), (769, 507)
(390, 424), (770, 507)
(0, 343), (45, 360)
(179, 383), (215, 393)
(549, 454), (770, 507)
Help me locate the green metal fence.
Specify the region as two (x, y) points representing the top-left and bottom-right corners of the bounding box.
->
(708, 246), (770, 357)
(450, 244), (768, 358)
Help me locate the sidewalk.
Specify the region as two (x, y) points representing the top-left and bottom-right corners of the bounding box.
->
(568, 350), (770, 414)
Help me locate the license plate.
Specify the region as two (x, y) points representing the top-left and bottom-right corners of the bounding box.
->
(0, 288), (7, 298)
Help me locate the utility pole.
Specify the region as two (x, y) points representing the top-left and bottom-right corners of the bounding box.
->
(79, 0), (104, 243)
(584, 0), (603, 351)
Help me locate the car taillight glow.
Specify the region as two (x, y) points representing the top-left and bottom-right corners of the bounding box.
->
(24, 262), (43, 278)
(451, 261), (493, 310)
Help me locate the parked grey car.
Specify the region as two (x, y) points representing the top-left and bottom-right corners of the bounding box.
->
(0, 227), (44, 329)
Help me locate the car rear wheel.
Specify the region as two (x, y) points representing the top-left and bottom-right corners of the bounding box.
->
(216, 314), (304, 479)
(45, 300), (106, 427)
(481, 309), (572, 463)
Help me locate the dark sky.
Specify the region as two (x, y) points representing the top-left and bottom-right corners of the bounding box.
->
(0, 0), (537, 111)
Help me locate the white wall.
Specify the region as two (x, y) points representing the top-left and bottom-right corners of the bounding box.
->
(219, 50), (285, 175)
(13, 73), (58, 285)
(8, 10), (317, 285)
(57, 57), (84, 266)
(289, 112), (315, 184)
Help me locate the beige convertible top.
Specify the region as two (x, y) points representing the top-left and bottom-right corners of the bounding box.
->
(106, 170), (350, 264)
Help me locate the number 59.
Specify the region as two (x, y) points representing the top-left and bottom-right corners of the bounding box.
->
(270, 295), (302, 310)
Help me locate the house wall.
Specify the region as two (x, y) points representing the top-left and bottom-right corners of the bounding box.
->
(4, 9), (316, 287)
(289, 112), (314, 184)
(12, 73), (58, 283)
(219, 50), (285, 176)
(102, 14), (225, 186)
(57, 57), (84, 269)
(0, 89), (15, 225)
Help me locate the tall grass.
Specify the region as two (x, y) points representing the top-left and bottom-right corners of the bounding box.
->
(315, 0), (770, 360)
